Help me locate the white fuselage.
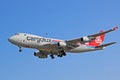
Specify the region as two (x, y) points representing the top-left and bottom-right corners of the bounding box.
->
(8, 27), (118, 59)
(8, 33), (102, 54)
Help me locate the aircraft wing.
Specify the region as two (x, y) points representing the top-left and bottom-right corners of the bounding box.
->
(89, 27), (118, 37)
(67, 27), (118, 44)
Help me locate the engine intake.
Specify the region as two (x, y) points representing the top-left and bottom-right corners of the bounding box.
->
(80, 36), (95, 43)
(58, 41), (67, 47)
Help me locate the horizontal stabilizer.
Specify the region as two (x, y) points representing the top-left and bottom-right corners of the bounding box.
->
(95, 42), (117, 48)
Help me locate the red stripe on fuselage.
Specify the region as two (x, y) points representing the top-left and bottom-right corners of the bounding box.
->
(52, 40), (61, 42)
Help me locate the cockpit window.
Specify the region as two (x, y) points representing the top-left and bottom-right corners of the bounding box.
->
(24, 34), (27, 36)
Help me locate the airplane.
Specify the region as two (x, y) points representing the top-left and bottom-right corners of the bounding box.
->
(8, 27), (118, 59)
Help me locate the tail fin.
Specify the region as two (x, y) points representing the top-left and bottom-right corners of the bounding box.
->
(88, 30), (105, 46)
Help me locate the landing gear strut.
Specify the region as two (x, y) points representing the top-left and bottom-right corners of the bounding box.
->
(18, 46), (22, 52)
(57, 55), (63, 57)
(57, 50), (66, 58)
(61, 50), (66, 56)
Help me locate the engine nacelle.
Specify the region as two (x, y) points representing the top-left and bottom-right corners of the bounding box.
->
(80, 36), (95, 43)
(58, 41), (67, 47)
(34, 51), (48, 58)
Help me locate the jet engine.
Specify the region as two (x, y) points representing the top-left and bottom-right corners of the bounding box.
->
(34, 51), (48, 58)
(58, 41), (67, 47)
(80, 36), (95, 43)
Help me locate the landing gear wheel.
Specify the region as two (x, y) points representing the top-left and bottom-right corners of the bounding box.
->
(57, 54), (63, 57)
(62, 53), (66, 56)
(19, 49), (22, 52)
(34, 52), (36, 56)
(59, 55), (62, 57)
(50, 55), (54, 59)
(18, 46), (22, 52)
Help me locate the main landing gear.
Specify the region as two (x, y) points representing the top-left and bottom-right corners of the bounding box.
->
(57, 50), (66, 57)
(50, 50), (66, 59)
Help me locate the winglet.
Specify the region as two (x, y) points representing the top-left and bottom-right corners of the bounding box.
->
(112, 26), (118, 31)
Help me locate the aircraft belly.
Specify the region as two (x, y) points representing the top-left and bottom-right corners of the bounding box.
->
(36, 44), (60, 54)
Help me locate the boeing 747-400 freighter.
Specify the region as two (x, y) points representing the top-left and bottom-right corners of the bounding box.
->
(8, 27), (118, 59)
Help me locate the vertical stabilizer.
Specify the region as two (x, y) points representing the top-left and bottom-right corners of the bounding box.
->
(87, 30), (105, 46)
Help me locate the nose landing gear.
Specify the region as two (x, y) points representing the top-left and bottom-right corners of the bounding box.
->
(18, 46), (22, 52)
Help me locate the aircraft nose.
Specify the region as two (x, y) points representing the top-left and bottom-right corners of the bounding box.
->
(8, 36), (15, 43)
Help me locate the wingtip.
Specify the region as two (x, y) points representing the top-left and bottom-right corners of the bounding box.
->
(113, 26), (118, 30)
(111, 42), (117, 44)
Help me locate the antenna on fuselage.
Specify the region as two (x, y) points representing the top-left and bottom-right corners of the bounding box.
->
(44, 33), (49, 37)
(45, 33), (48, 36)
